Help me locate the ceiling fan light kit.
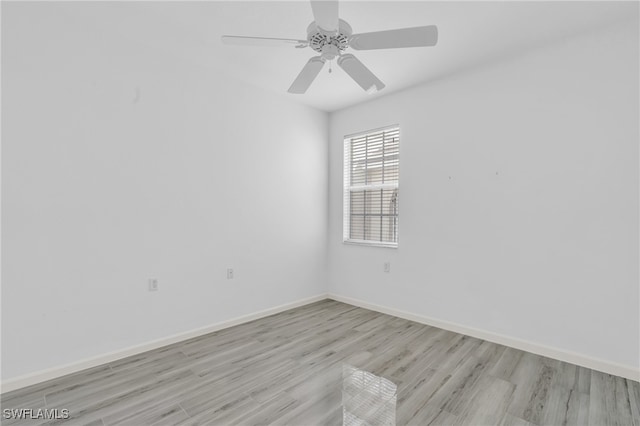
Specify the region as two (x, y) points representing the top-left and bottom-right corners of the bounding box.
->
(307, 19), (352, 60)
(222, 0), (438, 94)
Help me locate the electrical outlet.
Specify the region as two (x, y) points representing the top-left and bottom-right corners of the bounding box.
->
(384, 262), (391, 273)
(227, 268), (234, 279)
(148, 278), (158, 291)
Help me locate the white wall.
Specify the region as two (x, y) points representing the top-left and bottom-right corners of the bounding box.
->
(329, 20), (639, 370)
(2, 3), (328, 380)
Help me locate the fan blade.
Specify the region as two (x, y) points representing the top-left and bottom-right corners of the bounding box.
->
(310, 0), (339, 33)
(337, 54), (385, 93)
(288, 56), (326, 94)
(221, 35), (308, 48)
(350, 25), (438, 50)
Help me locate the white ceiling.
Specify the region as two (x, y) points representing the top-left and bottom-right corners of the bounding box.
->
(49, 1), (637, 112)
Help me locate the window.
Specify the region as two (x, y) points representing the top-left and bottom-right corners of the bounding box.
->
(343, 125), (399, 247)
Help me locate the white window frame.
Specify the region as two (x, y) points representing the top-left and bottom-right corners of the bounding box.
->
(343, 125), (400, 248)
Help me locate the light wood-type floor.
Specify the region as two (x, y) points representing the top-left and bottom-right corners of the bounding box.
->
(2, 300), (639, 425)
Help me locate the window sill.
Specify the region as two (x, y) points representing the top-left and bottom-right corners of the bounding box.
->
(343, 239), (398, 249)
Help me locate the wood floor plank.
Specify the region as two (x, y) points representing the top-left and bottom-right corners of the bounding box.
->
(500, 413), (534, 426)
(101, 377), (201, 426)
(427, 409), (458, 426)
(453, 375), (515, 426)
(230, 391), (301, 426)
(178, 392), (257, 425)
(45, 351), (190, 408)
(588, 371), (635, 426)
(0, 393), (48, 426)
(2, 365), (112, 409)
(629, 379), (640, 426)
(47, 369), (198, 425)
(440, 340), (507, 416)
(272, 381), (342, 426)
(1, 299), (637, 426)
(540, 386), (590, 426)
(136, 403), (190, 425)
(507, 352), (556, 424)
(404, 401), (449, 426)
(395, 368), (452, 425)
(489, 347), (524, 382)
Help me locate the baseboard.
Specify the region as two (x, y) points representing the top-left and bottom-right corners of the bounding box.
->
(1, 293), (328, 394)
(328, 293), (640, 382)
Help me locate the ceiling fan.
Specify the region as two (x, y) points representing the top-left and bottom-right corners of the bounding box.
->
(221, 0), (438, 94)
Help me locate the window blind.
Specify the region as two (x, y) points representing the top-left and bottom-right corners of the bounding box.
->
(344, 126), (399, 247)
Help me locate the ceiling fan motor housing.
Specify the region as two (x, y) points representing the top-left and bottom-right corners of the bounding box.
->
(307, 19), (352, 60)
